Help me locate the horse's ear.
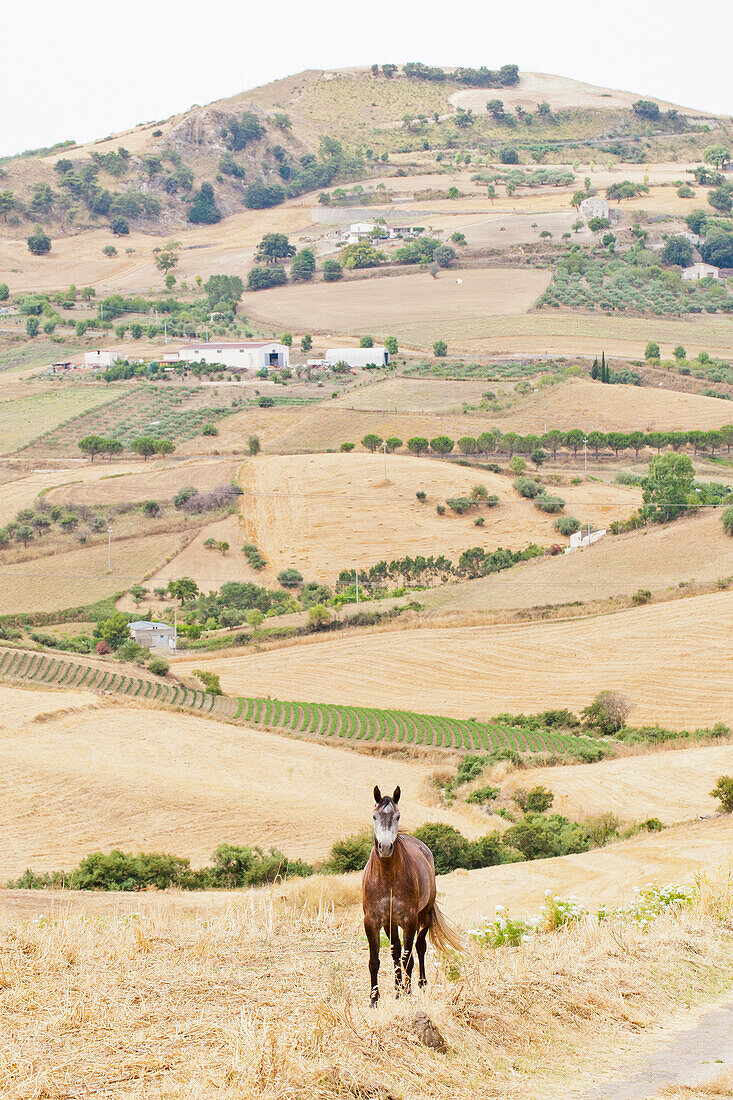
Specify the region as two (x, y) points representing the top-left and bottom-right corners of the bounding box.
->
(393, 786), (401, 804)
(373, 785), (381, 804)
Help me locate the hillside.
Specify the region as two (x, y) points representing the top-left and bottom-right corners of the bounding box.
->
(0, 65), (727, 244)
(174, 590), (733, 729)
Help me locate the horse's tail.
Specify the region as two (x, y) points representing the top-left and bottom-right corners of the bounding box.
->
(428, 901), (466, 956)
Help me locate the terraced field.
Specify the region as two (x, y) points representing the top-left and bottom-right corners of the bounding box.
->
(0, 648), (604, 757)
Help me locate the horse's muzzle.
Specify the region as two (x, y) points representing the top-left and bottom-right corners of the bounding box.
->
(378, 842), (394, 858)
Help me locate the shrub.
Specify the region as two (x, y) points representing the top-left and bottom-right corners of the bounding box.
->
(416, 490), (427, 501)
(201, 422), (219, 436)
(466, 784), (499, 806)
(278, 567), (303, 588)
(554, 516), (581, 535)
(322, 258), (343, 282)
(534, 494), (565, 513)
(193, 669), (223, 695)
(325, 831), (373, 873)
(340, 442), (355, 452)
(514, 477), (543, 499)
(412, 823), (472, 874)
(711, 775), (733, 813)
(723, 507), (733, 537)
(582, 690), (632, 734)
(632, 588), (652, 605)
(433, 339), (447, 358)
(436, 504), (446, 515)
(513, 785), (554, 814)
(148, 657), (169, 676)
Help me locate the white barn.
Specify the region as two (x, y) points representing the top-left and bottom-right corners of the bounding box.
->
(84, 349), (122, 368)
(325, 347), (390, 369)
(175, 341), (289, 371)
(129, 620), (177, 650)
(681, 262), (720, 282)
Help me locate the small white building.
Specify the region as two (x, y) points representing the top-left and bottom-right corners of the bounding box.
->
(347, 221), (377, 244)
(681, 262), (720, 282)
(565, 528), (606, 553)
(129, 620), (177, 650)
(84, 349), (122, 368)
(175, 341), (289, 371)
(579, 197), (611, 223)
(325, 346), (390, 369)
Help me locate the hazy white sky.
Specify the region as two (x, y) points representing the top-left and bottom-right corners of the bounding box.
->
(2, 0), (730, 157)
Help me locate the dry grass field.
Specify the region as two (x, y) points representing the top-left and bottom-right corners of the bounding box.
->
(494, 377), (733, 433)
(440, 816), (733, 923)
(238, 452), (641, 581)
(44, 455), (239, 507)
(502, 743), (733, 826)
(0, 889), (728, 1100)
(420, 511), (733, 613)
(246, 266), (551, 340)
(0, 689), (485, 879)
(0, 529), (189, 614)
(138, 513), (258, 595)
(175, 589), (733, 729)
(333, 377), (516, 413)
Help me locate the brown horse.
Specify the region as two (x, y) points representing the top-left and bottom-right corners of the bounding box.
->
(362, 785), (463, 1004)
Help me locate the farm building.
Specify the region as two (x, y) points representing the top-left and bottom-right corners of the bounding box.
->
(565, 528), (606, 553)
(579, 197), (611, 223)
(681, 262), (720, 282)
(174, 341), (289, 371)
(347, 221), (378, 243)
(129, 621), (177, 650)
(325, 347), (390, 369)
(84, 349), (122, 368)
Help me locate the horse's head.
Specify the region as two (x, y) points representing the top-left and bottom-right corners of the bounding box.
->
(372, 785), (401, 858)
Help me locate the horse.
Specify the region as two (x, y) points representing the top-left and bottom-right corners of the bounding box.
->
(362, 785), (463, 1005)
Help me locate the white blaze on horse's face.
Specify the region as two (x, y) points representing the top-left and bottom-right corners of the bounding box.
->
(373, 794), (400, 858)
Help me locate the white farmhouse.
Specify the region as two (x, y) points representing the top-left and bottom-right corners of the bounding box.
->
(175, 341), (289, 371)
(347, 221), (377, 243)
(84, 349), (122, 368)
(325, 346), (390, 369)
(681, 262), (720, 282)
(564, 528), (606, 553)
(129, 620), (177, 650)
(579, 197), (611, 223)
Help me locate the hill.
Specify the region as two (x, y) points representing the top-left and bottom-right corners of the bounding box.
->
(174, 589), (733, 729)
(0, 65), (727, 245)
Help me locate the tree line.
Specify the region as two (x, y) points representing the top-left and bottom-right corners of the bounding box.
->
(356, 425), (733, 461)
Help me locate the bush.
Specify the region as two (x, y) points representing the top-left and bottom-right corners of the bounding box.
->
(632, 588), (652, 605)
(711, 775), (733, 813)
(278, 567), (303, 588)
(513, 785), (554, 814)
(322, 258), (343, 282)
(412, 823), (472, 874)
(148, 657), (169, 676)
(466, 784), (499, 806)
(534, 494), (565, 513)
(582, 690), (632, 734)
(723, 507), (733, 537)
(325, 831), (373, 872)
(193, 669), (223, 695)
(340, 442), (355, 452)
(514, 476), (543, 499)
(554, 516), (581, 535)
(201, 423), (218, 437)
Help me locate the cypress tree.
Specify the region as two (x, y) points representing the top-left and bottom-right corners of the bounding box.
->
(591, 357), (599, 380)
(601, 350), (607, 383)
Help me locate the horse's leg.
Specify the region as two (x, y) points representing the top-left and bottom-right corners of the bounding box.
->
(390, 924), (403, 995)
(401, 922), (417, 994)
(415, 923), (429, 989)
(365, 920), (381, 1006)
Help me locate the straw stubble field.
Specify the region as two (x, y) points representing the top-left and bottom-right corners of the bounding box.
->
(175, 590), (733, 730)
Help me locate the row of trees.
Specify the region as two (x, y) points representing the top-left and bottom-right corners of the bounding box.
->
(355, 425), (733, 460)
(78, 436), (174, 461)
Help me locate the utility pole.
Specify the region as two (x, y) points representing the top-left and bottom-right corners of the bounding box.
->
(583, 435), (588, 478)
(355, 562), (359, 605)
(382, 438), (387, 481)
(107, 525), (112, 573)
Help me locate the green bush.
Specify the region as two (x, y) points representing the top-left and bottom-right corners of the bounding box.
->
(466, 784), (499, 806)
(514, 477), (543, 499)
(148, 657), (169, 676)
(711, 775), (733, 813)
(513, 785), (554, 813)
(554, 516), (581, 535)
(632, 588), (652, 605)
(193, 669), (223, 695)
(324, 831), (373, 872)
(723, 507), (733, 537)
(534, 494), (565, 513)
